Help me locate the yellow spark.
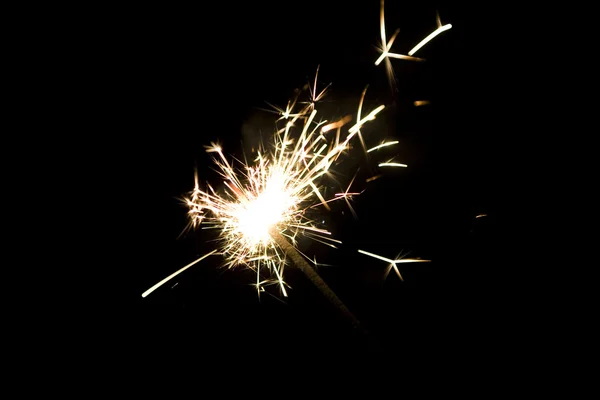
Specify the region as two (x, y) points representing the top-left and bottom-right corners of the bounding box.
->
(367, 140), (399, 152)
(335, 172), (360, 219)
(378, 162), (407, 168)
(393, 258), (431, 264)
(374, 27), (401, 66)
(384, 52), (424, 62)
(264, 100), (304, 121)
(358, 249), (430, 281)
(321, 115), (352, 133)
(475, 214), (488, 218)
(414, 100), (430, 106)
(302, 65), (332, 112)
(375, 0), (424, 66)
(142, 250), (218, 298)
(379, 0), (387, 53)
(358, 249), (395, 264)
(366, 174), (383, 182)
(408, 23), (452, 56)
(205, 142), (222, 153)
(348, 105), (385, 134)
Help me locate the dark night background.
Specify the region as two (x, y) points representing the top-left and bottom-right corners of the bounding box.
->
(81, 0), (514, 364)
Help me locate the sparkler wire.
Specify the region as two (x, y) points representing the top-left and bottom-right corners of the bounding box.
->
(270, 228), (367, 335)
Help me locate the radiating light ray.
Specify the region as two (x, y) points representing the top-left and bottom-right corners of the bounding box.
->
(303, 232), (342, 244)
(366, 174), (383, 182)
(311, 256), (333, 268)
(367, 140), (399, 152)
(385, 52), (424, 61)
(262, 100), (304, 121)
(358, 249), (430, 282)
(334, 172), (360, 219)
(358, 249), (395, 263)
(321, 115), (352, 133)
(375, 0), (425, 70)
(378, 162), (407, 168)
(374, 28), (401, 66)
(348, 105), (386, 135)
(142, 250), (218, 298)
(379, 0), (387, 53)
(303, 65), (332, 113)
(335, 192), (361, 197)
(408, 17), (452, 56)
(302, 234), (339, 249)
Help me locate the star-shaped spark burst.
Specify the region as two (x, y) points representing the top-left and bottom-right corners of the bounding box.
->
(142, 77), (390, 302)
(358, 249), (430, 281)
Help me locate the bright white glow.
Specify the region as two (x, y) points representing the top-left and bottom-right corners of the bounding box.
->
(232, 171), (296, 246)
(408, 24), (452, 56)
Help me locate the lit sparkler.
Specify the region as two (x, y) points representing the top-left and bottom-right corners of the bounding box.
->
(143, 76), (391, 332)
(142, 2), (448, 333)
(413, 100), (431, 107)
(178, 84), (386, 300)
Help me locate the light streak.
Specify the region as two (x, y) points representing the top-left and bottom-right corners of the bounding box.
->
(378, 162), (407, 168)
(142, 250), (218, 298)
(367, 140), (399, 153)
(358, 249), (430, 281)
(408, 20), (453, 56)
(413, 100), (431, 107)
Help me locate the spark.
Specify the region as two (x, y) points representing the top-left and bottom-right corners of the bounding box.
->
(408, 12), (452, 56)
(367, 140), (399, 153)
(382, 53), (424, 62)
(142, 250), (218, 298)
(378, 162), (407, 168)
(321, 115), (352, 133)
(375, 0), (424, 72)
(334, 172), (361, 219)
(348, 105), (386, 134)
(475, 214), (488, 219)
(263, 99), (304, 121)
(366, 174), (383, 183)
(375, 0), (404, 66)
(413, 100), (430, 107)
(358, 249), (430, 281)
(302, 65), (332, 113)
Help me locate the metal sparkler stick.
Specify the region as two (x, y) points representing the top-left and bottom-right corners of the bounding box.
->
(269, 228), (368, 335)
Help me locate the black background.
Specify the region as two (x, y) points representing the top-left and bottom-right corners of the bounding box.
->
(83, 0), (513, 363)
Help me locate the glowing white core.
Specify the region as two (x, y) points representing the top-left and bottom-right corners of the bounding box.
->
(233, 172), (293, 246)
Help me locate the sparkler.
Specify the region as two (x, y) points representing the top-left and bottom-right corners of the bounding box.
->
(142, 1), (449, 333)
(142, 75), (388, 332)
